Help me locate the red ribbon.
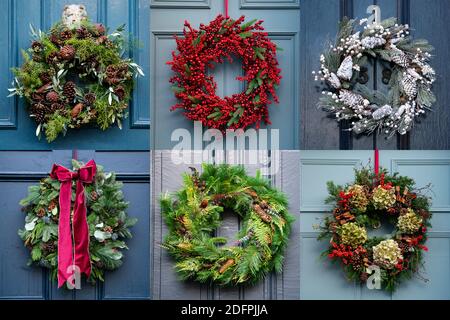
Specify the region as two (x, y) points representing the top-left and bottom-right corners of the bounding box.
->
(50, 160), (97, 288)
(224, 0), (229, 18)
(374, 148), (379, 177)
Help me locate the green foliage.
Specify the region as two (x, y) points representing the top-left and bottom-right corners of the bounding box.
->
(161, 164), (294, 286)
(18, 160), (136, 287)
(44, 113), (70, 142)
(317, 165), (432, 292)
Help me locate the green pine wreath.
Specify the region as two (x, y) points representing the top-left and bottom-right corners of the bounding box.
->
(9, 20), (144, 142)
(161, 164), (294, 285)
(18, 160), (137, 286)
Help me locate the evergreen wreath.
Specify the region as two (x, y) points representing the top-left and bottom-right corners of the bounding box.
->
(9, 21), (144, 142)
(315, 17), (436, 137)
(167, 15), (282, 131)
(161, 164), (294, 285)
(317, 167), (432, 292)
(18, 160), (137, 286)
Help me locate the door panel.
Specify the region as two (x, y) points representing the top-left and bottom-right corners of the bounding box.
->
(151, 0), (300, 150)
(0, 0), (150, 150)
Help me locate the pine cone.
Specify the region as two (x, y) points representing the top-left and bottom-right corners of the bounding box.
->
(31, 93), (45, 103)
(219, 259), (235, 274)
(71, 103), (84, 118)
(39, 72), (52, 84)
(60, 29), (73, 41)
(105, 77), (121, 85)
(401, 75), (418, 98)
(46, 91), (59, 103)
(32, 103), (46, 123)
(84, 92), (96, 106)
(91, 190), (99, 201)
(391, 50), (410, 68)
(96, 35), (108, 45)
(37, 207), (46, 217)
(200, 199), (208, 209)
(253, 204), (272, 223)
(50, 103), (64, 113)
(76, 27), (91, 39)
(60, 45), (76, 60)
(114, 86), (126, 101)
(95, 24), (106, 36)
(47, 52), (60, 64)
(63, 81), (76, 101)
(49, 33), (62, 46)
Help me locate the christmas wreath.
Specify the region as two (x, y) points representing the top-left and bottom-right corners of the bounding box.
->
(167, 15), (282, 131)
(317, 167), (432, 291)
(9, 20), (144, 142)
(18, 160), (137, 287)
(315, 17), (436, 137)
(161, 164), (294, 285)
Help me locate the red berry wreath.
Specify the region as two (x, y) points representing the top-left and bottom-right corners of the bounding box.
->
(167, 15), (282, 130)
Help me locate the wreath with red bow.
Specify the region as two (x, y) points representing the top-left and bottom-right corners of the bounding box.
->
(167, 15), (282, 130)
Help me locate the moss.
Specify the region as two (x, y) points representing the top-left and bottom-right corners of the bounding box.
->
(66, 38), (121, 66)
(44, 114), (71, 142)
(13, 52), (46, 95)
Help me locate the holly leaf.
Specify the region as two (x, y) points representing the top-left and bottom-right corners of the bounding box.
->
(239, 31), (253, 39)
(171, 86), (185, 94)
(241, 19), (257, 30)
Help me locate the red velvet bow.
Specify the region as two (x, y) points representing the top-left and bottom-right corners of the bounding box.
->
(50, 160), (97, 288)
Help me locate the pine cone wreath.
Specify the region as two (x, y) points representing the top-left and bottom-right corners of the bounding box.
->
(63, 81), (76, 101)
(46, 91), (60, 103)
(60, 45), (76, 60)
(84, 92), (96, 106)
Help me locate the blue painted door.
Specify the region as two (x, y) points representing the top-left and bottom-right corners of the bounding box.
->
(150, 0), (300, 150)
(299, 150), (450, 300)
(0, 0), (150, 150)
(0, 0), (150, 300)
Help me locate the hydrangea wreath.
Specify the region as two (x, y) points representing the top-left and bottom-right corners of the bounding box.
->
(9, 21), (144, 142)
(317, 167), (432, 291)
(161, 164), (294, 285)
(18, 160), (137, 286)
(315, 17), (436, 137)
(167, 15), (282, 131)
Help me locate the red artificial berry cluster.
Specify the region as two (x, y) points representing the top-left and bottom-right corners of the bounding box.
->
(167, 15), (282, 131)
